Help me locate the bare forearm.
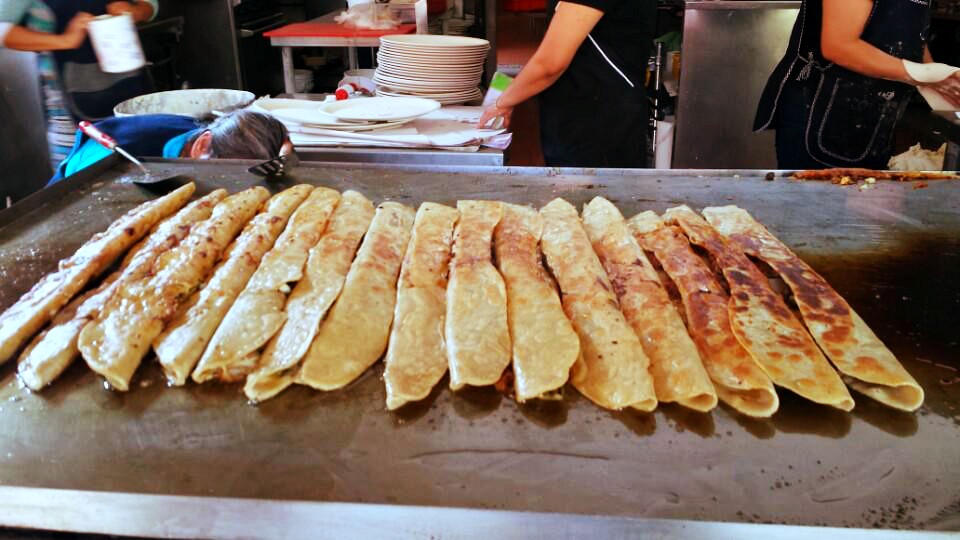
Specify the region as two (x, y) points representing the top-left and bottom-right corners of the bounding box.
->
(498, 59), (566, 108)
(821, 39), (911, 83)
(3, 26), (70, 51)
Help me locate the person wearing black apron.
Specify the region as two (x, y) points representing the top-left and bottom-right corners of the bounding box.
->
(478, 0), (656, 168)
(755, 0), (960, 169)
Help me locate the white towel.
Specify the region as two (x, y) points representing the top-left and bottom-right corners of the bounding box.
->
(903, 60), (960, 112)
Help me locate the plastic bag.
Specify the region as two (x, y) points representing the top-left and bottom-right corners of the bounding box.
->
(335, 3), (400, 30)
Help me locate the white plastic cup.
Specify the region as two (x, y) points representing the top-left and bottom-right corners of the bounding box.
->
(87, 13), (146, 73)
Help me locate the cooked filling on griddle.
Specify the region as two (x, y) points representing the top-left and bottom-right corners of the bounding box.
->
(0, 182), (925, 415)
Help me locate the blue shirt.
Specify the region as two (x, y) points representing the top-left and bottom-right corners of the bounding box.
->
(50, 114), (203, 184)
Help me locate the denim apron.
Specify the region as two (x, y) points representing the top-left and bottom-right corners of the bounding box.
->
(754, 0), (931, 168)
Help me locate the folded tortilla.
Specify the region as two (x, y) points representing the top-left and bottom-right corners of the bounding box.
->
(494, 203), (580, 402)
(80, 187), (268, 391)
(192, 186), (339, 384)
(629, 211), (779, 418)
(383, 202), (459, 410)
(445, 200), (511, 391)
(17, 189), (226, 390)
(539, 198), (657, 412)
(583, 197), (717, 412)
(154, 185), (313, 386)
(665, 205), (854, 411)
(244, 190), (375, 402)
(296, 202), (415, 391)
(0, 182), (195, 365)
(702, 205), (923, 412)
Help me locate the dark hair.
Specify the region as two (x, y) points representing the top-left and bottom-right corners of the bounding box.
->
(206, 109), (289, 160)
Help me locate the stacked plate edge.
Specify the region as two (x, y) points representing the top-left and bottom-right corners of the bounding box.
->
(375, 34), (489, 105)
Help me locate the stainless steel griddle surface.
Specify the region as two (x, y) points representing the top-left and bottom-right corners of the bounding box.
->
(0, 161), (958, 531)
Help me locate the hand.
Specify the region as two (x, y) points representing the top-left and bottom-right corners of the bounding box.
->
(59, 12), (94, 49)
(107, 1), (152, 22)
(106, 1), (134, 15)
(923, 71), (960, 109)
(478, 100), (514, 130)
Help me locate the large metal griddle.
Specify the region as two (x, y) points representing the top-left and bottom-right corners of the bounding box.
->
(0, 159), (958, 538)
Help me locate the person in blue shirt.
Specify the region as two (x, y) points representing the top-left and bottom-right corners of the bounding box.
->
(51, 109), (291, 183)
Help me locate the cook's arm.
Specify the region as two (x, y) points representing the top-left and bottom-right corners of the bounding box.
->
(478, 1), (602, 128)
(820, 0), (913, 82)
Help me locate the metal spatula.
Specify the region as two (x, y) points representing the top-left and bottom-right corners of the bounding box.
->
(248, 151), (299, 180)
(79, 121), (163, 184)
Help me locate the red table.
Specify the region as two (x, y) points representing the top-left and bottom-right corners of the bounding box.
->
(265, 14), (417, 93)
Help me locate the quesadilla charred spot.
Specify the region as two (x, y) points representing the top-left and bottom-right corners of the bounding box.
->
(702, 206), (923, 411)
(665, 205), (853, 411)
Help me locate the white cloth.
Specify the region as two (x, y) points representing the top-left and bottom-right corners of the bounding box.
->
(903, 60), (960, 111)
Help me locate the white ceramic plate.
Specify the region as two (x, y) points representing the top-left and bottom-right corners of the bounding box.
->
(376, 86), (480, 98)
(379, 34), (489, 48)
(249, 97), (325, 112)
(374, 67), (482, 82)
(269, 107), (367, 127)
(297, 118), (415, 132)
(321, 96), (441, 122)
(378, 49), (488, 61)
(376, 59), (484, 74)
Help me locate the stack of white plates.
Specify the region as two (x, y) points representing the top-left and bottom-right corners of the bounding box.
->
(251, 96), (441, 133)
(375, 34), (489, 105)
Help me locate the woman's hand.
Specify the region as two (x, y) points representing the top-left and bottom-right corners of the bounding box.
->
(106, 1), (154, 22)
(478, 100), (514, 130)
(60, 12), (94, 49)
(923, 72), (960, 109)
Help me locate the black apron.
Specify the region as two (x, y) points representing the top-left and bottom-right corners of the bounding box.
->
(48, 0), (152, 121)
(754, 0), (931, 168)
(539, 32), (649, 168)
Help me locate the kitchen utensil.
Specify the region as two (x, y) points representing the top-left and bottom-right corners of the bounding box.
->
(248, 152), (299, 180)
(78, 121), (159, 183)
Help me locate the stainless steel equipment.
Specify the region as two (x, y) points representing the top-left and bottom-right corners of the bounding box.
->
(673, 1), (800, 168)
(0, 159), (958, 536)
(0, 49), (52, 202)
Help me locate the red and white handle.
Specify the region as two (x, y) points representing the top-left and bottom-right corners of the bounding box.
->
(79, 121), (118, 151)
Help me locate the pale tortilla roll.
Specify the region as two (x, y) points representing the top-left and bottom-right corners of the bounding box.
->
(538, 198), (657, 412)
(17, 190), (226, 390)
(192, 187), (340, 384)
(383, 202), (459, 410)
(296, 202), (415, 391)
(80, 187), (269, 391)
(629, 211), (779, 418)
(0, 183), (195, 365)
(703, 205), (923, 412)
(244, 190), (375, 402)
(154, 185), (313, 386)
(665, 205), (854, 412)
(445, 200), (511, 391)
(583, 197), (717, 413)
(494, 203), (579, 402)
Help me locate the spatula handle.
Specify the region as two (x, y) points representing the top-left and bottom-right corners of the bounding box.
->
(79, 121), (118, 151)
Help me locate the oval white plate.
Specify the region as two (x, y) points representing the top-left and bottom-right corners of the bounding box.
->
(380, 34), (489, 48)
(322, 96), (441, 122)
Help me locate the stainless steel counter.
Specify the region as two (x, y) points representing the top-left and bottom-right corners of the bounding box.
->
(0, 160), (958, 537)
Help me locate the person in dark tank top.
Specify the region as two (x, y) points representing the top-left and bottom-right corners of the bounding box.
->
(754, 0), (960, 170)
(478, 0), (657, 169)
